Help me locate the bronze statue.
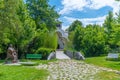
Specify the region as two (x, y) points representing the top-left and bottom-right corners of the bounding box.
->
(5, 44), (18, 63)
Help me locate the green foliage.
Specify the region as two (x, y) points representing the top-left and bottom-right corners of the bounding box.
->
(16, 0), (36, 55)
(0, 0), (37, 58)
(43, 31), (58, 49)
(64, 40), (76, 52)
(115, 10), (120, 23)
(0, 0), (59, 59)
(26, 0), (59, 30)
(67, 10), (120, 57)
(68, 20), (82, 32)
(82, 25), (108, 57)
(109, 24), (120, 47)
(27, 30), (57, 54)
(103, 11), (116, 50)
(69, 24), (108, 57)
(0, 0), (22, 53)
(73, 26), (84, 51)
(35, 47), (53, 59)
(103, 11), (114, 34)
(66, 20), (83, 52)
(107, 24), (120, 53)
(1, 0), (120, 60)
(27, 28), (48, 53)
(23, 0), (59, 57)
(104, 11), (120, 51)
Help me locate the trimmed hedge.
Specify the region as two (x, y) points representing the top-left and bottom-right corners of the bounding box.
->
(35, 48), (53, 59)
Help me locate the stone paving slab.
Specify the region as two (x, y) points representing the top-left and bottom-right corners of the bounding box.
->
(56, 51), (70, 59)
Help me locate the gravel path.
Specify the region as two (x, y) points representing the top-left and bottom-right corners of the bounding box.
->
(36, 60), (116, 80)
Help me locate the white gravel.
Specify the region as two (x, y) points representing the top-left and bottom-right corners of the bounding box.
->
(36, 60), (109, 80)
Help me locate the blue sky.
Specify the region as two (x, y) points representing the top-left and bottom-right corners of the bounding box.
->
(49, 0), (120, 30)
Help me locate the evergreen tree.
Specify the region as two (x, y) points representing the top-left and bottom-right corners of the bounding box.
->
(115, 10), (120, 24)
(103, 11), (114, 34)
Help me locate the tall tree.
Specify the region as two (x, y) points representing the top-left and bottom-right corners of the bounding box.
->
(103, 11), (116, 50)
(103, 11), (114, 34)
(115, 10), (120, 24)
(108, 24), (120, 52)
(0, 0), (36, 57)
(68, 20), (82, 33)
(72, 26), (84, 51)
(26, 0), (59, 30)
(66, 20), (83, 51)
(0, 0), (21, 53)
(16, 0), (36, 56)
(82, 25), (107, 56)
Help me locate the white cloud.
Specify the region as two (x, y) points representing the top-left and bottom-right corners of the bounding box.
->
(60, 0), (120, 30)
(88, 0), (120, 14)
(81, 16), (106, 26)
(59, 0), (88, 14)
(59, 0), (120, 14)
(63, 15), (106, 27)
(62, 25), (69, 30)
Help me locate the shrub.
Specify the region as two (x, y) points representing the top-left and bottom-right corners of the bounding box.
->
(35, 48), (53, 59)
(43, 31), (57, 49)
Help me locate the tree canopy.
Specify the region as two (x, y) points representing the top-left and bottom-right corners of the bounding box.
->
(0, 0), (59, 59)
(67, 10), (120, 57)
(0, 0), (120, 58)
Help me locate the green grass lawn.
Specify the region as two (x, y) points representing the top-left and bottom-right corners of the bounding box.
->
(0, 58), (120, 80)
(84, 56), (120, 80)
(0, 59), (54, 80)
(20, 59), (57, 64)
(0, 65), (49, 80)
(0, 59), (58, 80)
(84, 56), (120, 71)
(94, 71), (120, 80)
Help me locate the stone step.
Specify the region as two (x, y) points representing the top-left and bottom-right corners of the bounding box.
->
(56, 51), (70, 59)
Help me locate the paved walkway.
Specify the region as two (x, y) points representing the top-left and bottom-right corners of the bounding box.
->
(36, 60), (102, 80)
(56, 50), (70, 59)
(36, 60), (120, 80)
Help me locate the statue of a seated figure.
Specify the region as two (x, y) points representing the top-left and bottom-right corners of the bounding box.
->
(5, 44), (18, 63)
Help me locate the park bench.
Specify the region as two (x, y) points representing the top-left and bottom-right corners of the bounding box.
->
(107, 53), (119, 59)
(26, 54), (42, 59)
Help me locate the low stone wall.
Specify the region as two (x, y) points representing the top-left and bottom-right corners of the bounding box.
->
(74, 52), (85, 60)
(64, 50), (85, 60)
(47, 52), (56, 60)
(65, 50), (74, 59)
